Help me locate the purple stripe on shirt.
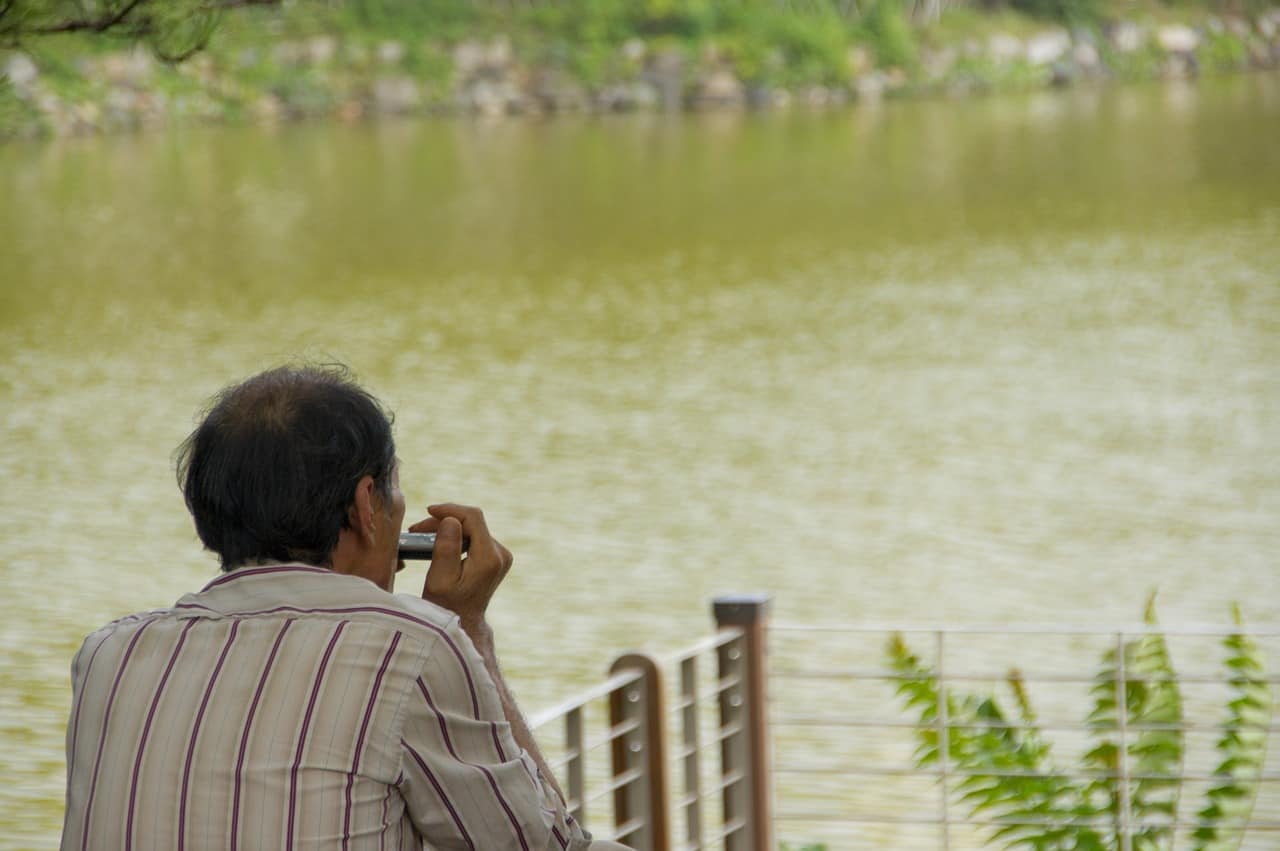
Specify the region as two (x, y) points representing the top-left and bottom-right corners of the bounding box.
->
(414, 677), (531, 851)
(78, 618), (158, 851)
(65, 629), (116, 783)
(551, 824), (569, 850)
(378, 785), (391, 851)
(401, 740), (475, 851)
(230, 618), (295, 851)
(343, 632), (402, 851)
(390, 773), (405, 851)
(125, 619), (197, 850)
(173, 603), (483, 719)
(285, 620), (347, 851)
(490, 724), (508, 762)
(200, 564), (333, 592)
(178, 620), (241, 851)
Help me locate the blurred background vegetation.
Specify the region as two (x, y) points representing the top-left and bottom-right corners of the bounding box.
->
(2, 0), (1278, 137)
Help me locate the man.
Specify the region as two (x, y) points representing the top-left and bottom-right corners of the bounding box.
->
(62, 365), (624, 850)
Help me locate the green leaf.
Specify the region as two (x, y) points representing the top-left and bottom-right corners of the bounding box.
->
(1190, 611), (1274, 851)
(1081, 592), (1183, 850)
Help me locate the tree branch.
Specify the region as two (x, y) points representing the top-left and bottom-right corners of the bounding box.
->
(13, 0), (279, 37)
(25, 0), (149, 35)
(202, 0), (279, 9)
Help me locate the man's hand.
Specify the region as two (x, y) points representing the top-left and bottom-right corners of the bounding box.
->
(408, 504), (512, 635)
(410, 504), (573, 810)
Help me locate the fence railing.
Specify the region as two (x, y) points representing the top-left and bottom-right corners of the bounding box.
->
(529, 595), (774, 851)
(531, 600), (1279, 850)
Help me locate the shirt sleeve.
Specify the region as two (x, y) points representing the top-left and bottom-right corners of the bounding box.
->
(397, 618), (592, 851)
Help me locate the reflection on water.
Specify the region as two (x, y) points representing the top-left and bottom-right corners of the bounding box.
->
(1, 74), (1278, 849)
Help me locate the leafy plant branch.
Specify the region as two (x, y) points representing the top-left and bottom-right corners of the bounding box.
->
(887, 597), (1273, 851)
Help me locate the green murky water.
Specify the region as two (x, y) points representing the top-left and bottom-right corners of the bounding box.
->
(2, 74), (1278, 848)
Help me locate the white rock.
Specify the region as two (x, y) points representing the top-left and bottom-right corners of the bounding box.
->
(452, 42), (484, 78)
(1257, 10), (1280, 41)
(272, 41), (306, 66)
(3, 53), (39, 88)
(465, 80), (508, 116)
(855, 72), (886, 101)
(104, 87), (139, 117)
(99, 53), (127, 81)
(253, 94), (283, 121)
(377, 40), (405, 66)
(1157, 25), (1200, 54)
(307, 36), (337, 65)
(799, 86), (829, 107)
(847, 45), (874, 76)
(373, 77), (420, 114)
(484, 36), (512, 69)
(1073, 41), (1101, 70)
(622, 39), (646, 64)
(696, 69), (744, 104)
(1110, 22), (1145, 54)
(988, 33), (1024, 62)
(1026, 30), (1071, 65)
(1224, 16), (1251, 39)
(924, 47), (956, 79)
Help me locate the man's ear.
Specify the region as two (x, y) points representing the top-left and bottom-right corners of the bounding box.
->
(349, 475), (378, 545)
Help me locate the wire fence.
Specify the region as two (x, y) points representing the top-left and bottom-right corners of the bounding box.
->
(769, 622), (1280, 850)
(529, 602), (1278, 851)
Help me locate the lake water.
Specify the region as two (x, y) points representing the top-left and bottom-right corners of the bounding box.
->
(1, 73), (1278, 848)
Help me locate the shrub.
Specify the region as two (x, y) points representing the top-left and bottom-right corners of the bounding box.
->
(888, 596), (1273, 851)
(862, 0), (919, 72)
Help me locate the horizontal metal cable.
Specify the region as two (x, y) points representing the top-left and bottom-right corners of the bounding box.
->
(609, 816), (646, 840)
(771, 763), (1280, 782)
(675, 790), (703, 808)
(773, 813), (1280, 829)
(702, 816), (747, 843)
(663, 628), (744, 664)
(581, 766), (645, 806)
(528, 668), (645, 729)
(712, 720), (744, 745)
(771, 666), (1280, 685)
(547, 750), (581, 772)
(668, 680), (745, 719)
(571, 717), (643, 755)
(710, 768), (746, 795)
(770, 715), (1280, 734)
(771, 622), (1280, 637)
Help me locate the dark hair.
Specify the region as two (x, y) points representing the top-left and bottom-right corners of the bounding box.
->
(176, 365), (396, 570)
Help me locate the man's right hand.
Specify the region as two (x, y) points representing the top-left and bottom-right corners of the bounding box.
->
(408, 503), (513, 635)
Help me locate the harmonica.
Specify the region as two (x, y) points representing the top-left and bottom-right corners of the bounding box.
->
(397, 532), (470, 560)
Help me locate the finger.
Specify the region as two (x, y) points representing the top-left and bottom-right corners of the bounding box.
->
(427, 503), (495, 557)
(423, 516), (464, 598)
(428, 505), (512, 600)
(407, 516), (440, 534)
(427, 501), (491, 540)
(496, 542), (514, 580)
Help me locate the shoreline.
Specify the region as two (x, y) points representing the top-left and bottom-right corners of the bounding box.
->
(2, 7), (1279, 140)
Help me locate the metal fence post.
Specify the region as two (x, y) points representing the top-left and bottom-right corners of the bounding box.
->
(609, 652), (670, 851)
(713, 594), (774, 851)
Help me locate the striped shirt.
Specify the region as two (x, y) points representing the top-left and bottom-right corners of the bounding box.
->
(61, 564), (591, 851)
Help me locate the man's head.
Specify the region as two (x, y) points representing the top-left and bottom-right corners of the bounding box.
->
(177, 365), (400, 574)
